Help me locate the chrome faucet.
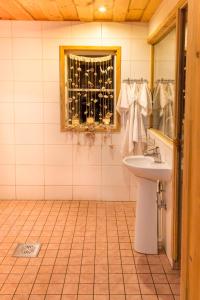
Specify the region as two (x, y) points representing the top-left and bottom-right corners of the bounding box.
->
(144, 145), (162, 163)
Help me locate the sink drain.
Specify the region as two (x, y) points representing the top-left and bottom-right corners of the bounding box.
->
(13, 243), (41, 257)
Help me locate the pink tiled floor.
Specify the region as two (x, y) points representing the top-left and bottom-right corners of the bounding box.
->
(0, 200), (180, 300)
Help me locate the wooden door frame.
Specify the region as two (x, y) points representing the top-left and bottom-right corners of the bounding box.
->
(148, 0), (188, 268)
(172, 1), (188, 267)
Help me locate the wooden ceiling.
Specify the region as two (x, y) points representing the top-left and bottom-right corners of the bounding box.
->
(0, 0), (162, 22)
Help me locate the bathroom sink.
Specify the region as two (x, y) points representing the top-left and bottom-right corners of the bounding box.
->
(123, 155), (172, 182)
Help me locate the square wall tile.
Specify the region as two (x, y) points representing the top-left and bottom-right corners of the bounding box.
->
(16, 165), (44, 185)
(101, 38), (130, 61)
(73, 145), (101, 166)
(43, 82), (60, 102)
(12, 21), (42, 37)
(131, 23), (148, 38)
(45, 186), (72, 200)
(13, 38), (42, 59)
(0, 145), (15, 164)
(121, 61), (131, 81)
(16, 185), (44, 200)
(43, 60), (59, 81)
(0, 81), (14, 102)
(0, 124), (14, 144)
(14, 82), (43, 102)
(102, 146), (122, 165)
(73, 166), (101, 186)
(101, 186), (130, 202)
(44, 124), (73, 145)
(102, 132), (123, 146)
(70, 38), (102, 46)
(15, 103), (43, 124)
(102, 22), (132, 38)
(15, 124), (44, 144)
(72, 132), (102, 146)
(43, 38), (69, 60)
(0, 186), (15, 200)
(44, 103), (60, 124)
(0, 103), (14, 123)
(130, 39), (150, 60)
(14, 60), (42, 81)
(71, 22), (101, 38)
(0, 20), (12, 37)
(16, 145), (44, 165)
(0, 165), (15, 185)
(44, 145), (72, 165)
(102, 166), (130, 187)
(45, 166), (72, 185)
(0, 60), (13, 80)
(131, 61), (150, 81)
(42, 21), (71, 38)
(0, 38), (12, 59)
(73, 185), (101, 201)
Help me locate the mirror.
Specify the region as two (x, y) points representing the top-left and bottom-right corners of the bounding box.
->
(152, 28), (176, 139)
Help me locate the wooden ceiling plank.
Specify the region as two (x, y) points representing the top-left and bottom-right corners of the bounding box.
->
(141, 0), (162, 21)
(126, 9), (143, 21)
(37, 0), (64, 21)
(73, 0), (94, 21)
(129, 0), (149, 10)
(0, 7), (13, 19)
(94, 0), (113, 21)
(55, 0), (79, 20)
(113, 0), (130, 22)
(16, 0), (48, 20)
(0, 0), (33, 20)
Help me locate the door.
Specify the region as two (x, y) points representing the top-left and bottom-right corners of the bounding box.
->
(181, 0), (200, 298)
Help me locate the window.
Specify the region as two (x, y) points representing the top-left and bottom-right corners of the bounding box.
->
(60, 46), (121, 132)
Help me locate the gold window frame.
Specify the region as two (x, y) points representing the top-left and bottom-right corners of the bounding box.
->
(59, 46), (121, 132)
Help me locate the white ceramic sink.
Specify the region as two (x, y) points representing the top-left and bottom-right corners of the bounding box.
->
(123, 155), (172, 182)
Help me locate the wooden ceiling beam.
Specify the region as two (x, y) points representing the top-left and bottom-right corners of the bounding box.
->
(16, 0), (48, 20)
(94, 0), (113, 21)
(56, 0), (79, 20)
(0, 0), (33, 20)
(126, 9), (143, 21)
(0, 0), (161, 22)
(73, 0), (94, 21)
(129, 0), (149, 10)
(0, 7), (13, 19)
(141, 0), (162, 21)
(113, 0), (130, 22)
(37, 0), (64, 21)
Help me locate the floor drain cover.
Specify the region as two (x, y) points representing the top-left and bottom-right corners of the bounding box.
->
(13, 243), (41, 257)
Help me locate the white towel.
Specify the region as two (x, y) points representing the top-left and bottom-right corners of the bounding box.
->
(137, 82), (152, 117)
(117, 82), (152, 156)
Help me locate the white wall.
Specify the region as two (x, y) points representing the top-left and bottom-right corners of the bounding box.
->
(148, 0), (180, 37)
(0, 20), (150, 201)
(148, 129), (173, 265)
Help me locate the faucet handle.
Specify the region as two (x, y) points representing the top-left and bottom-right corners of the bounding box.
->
(146, 145), (159, 152)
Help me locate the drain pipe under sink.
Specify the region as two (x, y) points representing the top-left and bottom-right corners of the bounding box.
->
(156, 180), (167, 250)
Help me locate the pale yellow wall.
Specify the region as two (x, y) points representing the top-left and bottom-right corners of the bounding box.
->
(148, 0), (180, 37)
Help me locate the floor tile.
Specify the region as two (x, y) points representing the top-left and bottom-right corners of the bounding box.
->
(0, 200), (180, 300)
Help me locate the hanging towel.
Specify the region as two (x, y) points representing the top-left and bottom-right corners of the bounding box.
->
(117, 81), (152, 156)
(153, 82), (174, 138)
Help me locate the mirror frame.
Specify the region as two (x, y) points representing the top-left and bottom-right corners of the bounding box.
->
(148, 20), (177, 143)
(148, 0), (187, 268)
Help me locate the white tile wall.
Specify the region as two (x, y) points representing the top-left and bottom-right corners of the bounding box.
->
(147, 129), (173, 264)
(0, 20), (150, 201)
